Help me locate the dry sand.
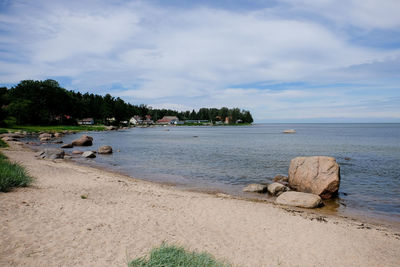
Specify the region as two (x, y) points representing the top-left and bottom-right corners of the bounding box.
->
(1, 142), (400, 267)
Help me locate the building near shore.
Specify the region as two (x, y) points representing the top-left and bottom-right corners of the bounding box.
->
(78, 118), (94, 125)
(156, 116), (179, 125)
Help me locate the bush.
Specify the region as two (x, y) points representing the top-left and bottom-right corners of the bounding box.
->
(129, 243), (229, 267)
(0, 153), (32, 192)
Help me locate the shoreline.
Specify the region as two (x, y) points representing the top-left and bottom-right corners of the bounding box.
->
(14, 134), (400, 230)
(1, 141), (400, 266)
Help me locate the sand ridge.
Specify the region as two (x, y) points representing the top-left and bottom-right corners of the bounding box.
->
(1, 142), (400, 267)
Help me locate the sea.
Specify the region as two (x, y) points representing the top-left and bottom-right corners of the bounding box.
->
(44, 123), (400, 224)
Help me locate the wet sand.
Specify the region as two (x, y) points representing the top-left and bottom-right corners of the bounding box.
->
(1, 141), (400, 267)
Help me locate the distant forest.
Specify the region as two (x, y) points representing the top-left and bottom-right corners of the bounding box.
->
(0, 79), (253, 126)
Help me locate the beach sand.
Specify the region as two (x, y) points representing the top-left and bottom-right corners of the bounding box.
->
(1, 142), (399, 267)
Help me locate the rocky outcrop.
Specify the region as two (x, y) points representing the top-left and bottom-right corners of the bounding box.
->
(98, 145), (112, 154)
(288, 156), (340, 199)
(276, 191), (323, 208)
(267, 182), (289, 196)
(243, 183), (268, 193)
(36, 149), (65, 160)
(61, 143), (73, 148)
(71, 135), (93, 146)
(82, 151), (96, 158)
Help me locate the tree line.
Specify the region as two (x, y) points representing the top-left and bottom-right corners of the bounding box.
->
(0, 79), (253, 126)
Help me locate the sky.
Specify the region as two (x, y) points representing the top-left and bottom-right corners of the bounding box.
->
(0, 0), (399, 122)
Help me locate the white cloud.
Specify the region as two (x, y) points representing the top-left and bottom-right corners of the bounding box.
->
(0, 0), (399, 121)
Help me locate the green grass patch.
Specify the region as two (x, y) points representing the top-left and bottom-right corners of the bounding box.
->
(0, 124), (106, 133)
(129, 243), (229, 267)
(0, 138), (8, 148)
(0, 153), (32, 192)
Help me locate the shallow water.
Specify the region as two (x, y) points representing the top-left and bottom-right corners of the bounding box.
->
(48, 124), (400, 223)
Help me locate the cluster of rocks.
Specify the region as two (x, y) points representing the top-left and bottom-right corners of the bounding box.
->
(243, 156), (340, 209)
(34, 134), (114, 160)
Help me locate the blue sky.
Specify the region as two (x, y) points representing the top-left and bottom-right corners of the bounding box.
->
(0, 0), (399, 122)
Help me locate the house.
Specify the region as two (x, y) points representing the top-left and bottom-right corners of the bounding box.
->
(224, 116), (231, 124)
(78, 118), (94, 125)
(144, 115), (154, 125)
(156, 116), (179, 125)
(129, 116), (142, 125)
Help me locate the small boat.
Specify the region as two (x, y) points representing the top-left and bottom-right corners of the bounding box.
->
(283, 129), (296, 134)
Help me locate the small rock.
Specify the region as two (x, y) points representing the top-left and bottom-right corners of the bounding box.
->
(38, 149), (65, 159)
(72, 150), (83, 154)
(39, 133), (53, 139)
(82, 151), (96, 158)
(2, 137), (17, 142)
(54, 132), (63, 138)
(276, 191), (323, 209)
(273, 174), (289, 184)
(243, 183), (268, 193)
(40, 137), (51, 142)
(98, 145), (112, 154)
(267, 182), (289, 196)
(61, 143), (73, 148)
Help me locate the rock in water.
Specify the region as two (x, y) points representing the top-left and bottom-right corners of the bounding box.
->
(98, 145), (112, 154)
(267, 182), (289, 196)
(61, 143), (73, 148)
(71, 135), (93, 146)
(243, 183), (268, 193)
(276, 191), (323, 208)
(288, 156), (340, 199)
(283, 129), (296, 134)
(82, 151), (96, 158)
(39, 133), (53, 139)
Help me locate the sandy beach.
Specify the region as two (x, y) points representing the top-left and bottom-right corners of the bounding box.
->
(1, 142), (400, 267)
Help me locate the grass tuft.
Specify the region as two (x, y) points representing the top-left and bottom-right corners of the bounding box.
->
(0, 153), (32, 192)
(0, 138), (8, 148)
(129, 243), (229, 267)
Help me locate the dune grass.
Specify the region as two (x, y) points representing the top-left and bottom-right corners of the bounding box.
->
(129, 243), (230, 267)
(0, 153), (32, 192)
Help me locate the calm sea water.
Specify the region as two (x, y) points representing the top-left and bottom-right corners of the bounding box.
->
(57, 124), (400, 223)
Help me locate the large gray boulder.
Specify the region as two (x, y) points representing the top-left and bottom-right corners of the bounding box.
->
(243, 183), (268, 193)
(288, 156), (340, 199)
(276, 191), (323, 208)
(98, 145), (112, 154)
(71, 135), (93, 146)
(267, 182), (289, 196)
